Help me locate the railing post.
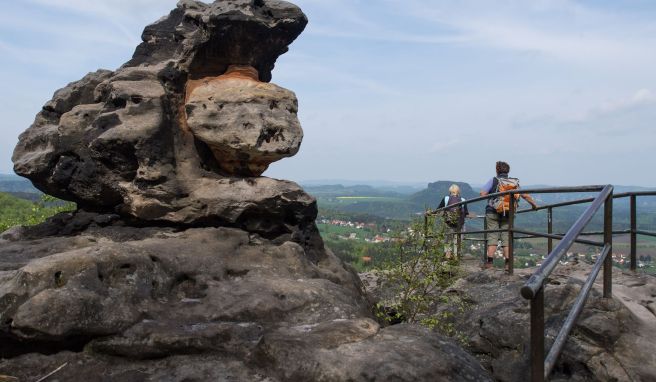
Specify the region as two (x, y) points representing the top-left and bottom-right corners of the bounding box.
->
(603, 190), (613, 298)
(423, 213), (429, 250)
(457, 225), (462, 259)
(483, 215), (489, 263)
(508, 192), (515, 274)
(530, 285), (545, 382)
(547, 207), (553, 255)
(630, 195), (637, 271)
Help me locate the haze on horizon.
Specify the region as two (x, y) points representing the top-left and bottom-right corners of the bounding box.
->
(1, 0), (655, 187)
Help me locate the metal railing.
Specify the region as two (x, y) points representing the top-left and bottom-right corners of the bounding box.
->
(427, 186), (656, 381)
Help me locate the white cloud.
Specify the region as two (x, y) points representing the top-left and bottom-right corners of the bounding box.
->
(24, 0), (177, 43)
(307, 26), (466, 45)
(430, 139), (460, 153)
(388, 0), (656, 68)
(276, 55), (401, 97)
(594, 89), (656, 115)
(561, 89), (656, 124)
(510, 88), (656, 154)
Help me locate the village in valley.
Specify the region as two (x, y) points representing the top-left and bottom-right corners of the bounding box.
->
(317, 218), (394, 243)
(314, 204), (656, 274)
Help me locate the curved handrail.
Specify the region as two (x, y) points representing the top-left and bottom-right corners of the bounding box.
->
(614, 190), (656, 198)
(428, 185), (606, 214)
(516, 197), (596, 214)
(515, 190), (656, 214)
(422, 184), (656, 381)
(429, 187), (655, 216)
(542, 244), (611, 378)
(520, 185), (613, 299)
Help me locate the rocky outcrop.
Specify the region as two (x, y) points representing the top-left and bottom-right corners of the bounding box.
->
(3, 1), (494, 381)
(423, 257), (656, 382)
(12, 0), (309, 231)
(0, 218), (492, 381)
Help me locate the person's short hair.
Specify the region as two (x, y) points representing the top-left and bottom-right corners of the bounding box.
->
(449, 184), (460, 196)
(496, 161), (510, 175)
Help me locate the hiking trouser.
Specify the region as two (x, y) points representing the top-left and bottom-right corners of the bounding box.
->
(485, 211), (509, 247)
(445, 224), (461, 255)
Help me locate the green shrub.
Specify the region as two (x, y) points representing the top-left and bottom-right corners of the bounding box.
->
(374, 214), (462, 325)
(0, 193), (76, 232)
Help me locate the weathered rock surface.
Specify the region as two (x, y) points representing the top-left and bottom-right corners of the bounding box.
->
(185, 65), (303, 176)
(4, 1), (496, 380)
(423, 257), (656, 382)
(0, 218), (492, 381)
(12, 0), (310, 229)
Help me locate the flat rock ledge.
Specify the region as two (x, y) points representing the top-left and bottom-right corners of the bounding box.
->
(0, 218), (492, 382)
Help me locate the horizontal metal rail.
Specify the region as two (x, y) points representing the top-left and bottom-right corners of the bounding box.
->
(443, 228), (508, 236)
(430, 188), (653, 217)
(515, 190), (655, 214)
(449, 228), (603, 247)
(551, 230), (631, 237)
(614, 191), (656, 198)
(517, 197), (596, 214)
(521, 185), (613, 300)
(636, 229), (656, 238)
(430, 185), (606, 213)
(513, 228), (604, 247)
(515, 235), (538, 240)
(456, 235), (534, 241)
(543, 244), (611, 379)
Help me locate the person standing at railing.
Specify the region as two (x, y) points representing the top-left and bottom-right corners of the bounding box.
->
(480, 161), (538, 271)
(438, 184), (469, 258)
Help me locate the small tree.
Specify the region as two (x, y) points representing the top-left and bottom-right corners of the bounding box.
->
(375, 214), (461, 326)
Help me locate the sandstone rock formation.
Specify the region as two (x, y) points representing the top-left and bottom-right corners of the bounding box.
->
(12, 0), (310, 233)
(185, 65), (303, 176)
(2, 1), (493, 381)
(0, 218), (491, 381)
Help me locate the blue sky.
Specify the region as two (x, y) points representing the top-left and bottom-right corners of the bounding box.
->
(1, 0), (655, 186)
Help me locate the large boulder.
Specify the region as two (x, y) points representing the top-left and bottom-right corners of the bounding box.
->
(11, 0), (310, 233)
(185, 65), (303, 176)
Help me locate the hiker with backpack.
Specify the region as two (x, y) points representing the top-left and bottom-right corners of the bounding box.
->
(480, 161), (538, 271)
(438, 184), (469, 258)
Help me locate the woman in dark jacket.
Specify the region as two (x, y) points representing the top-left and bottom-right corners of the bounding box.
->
(438, 184), (469, 258)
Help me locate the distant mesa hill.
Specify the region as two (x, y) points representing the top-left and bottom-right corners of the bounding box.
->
(306, 180), (483, 220)
(408, 181), (478, 209)
(302, 184), (405, 198)
(0, 175), (39, 194)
